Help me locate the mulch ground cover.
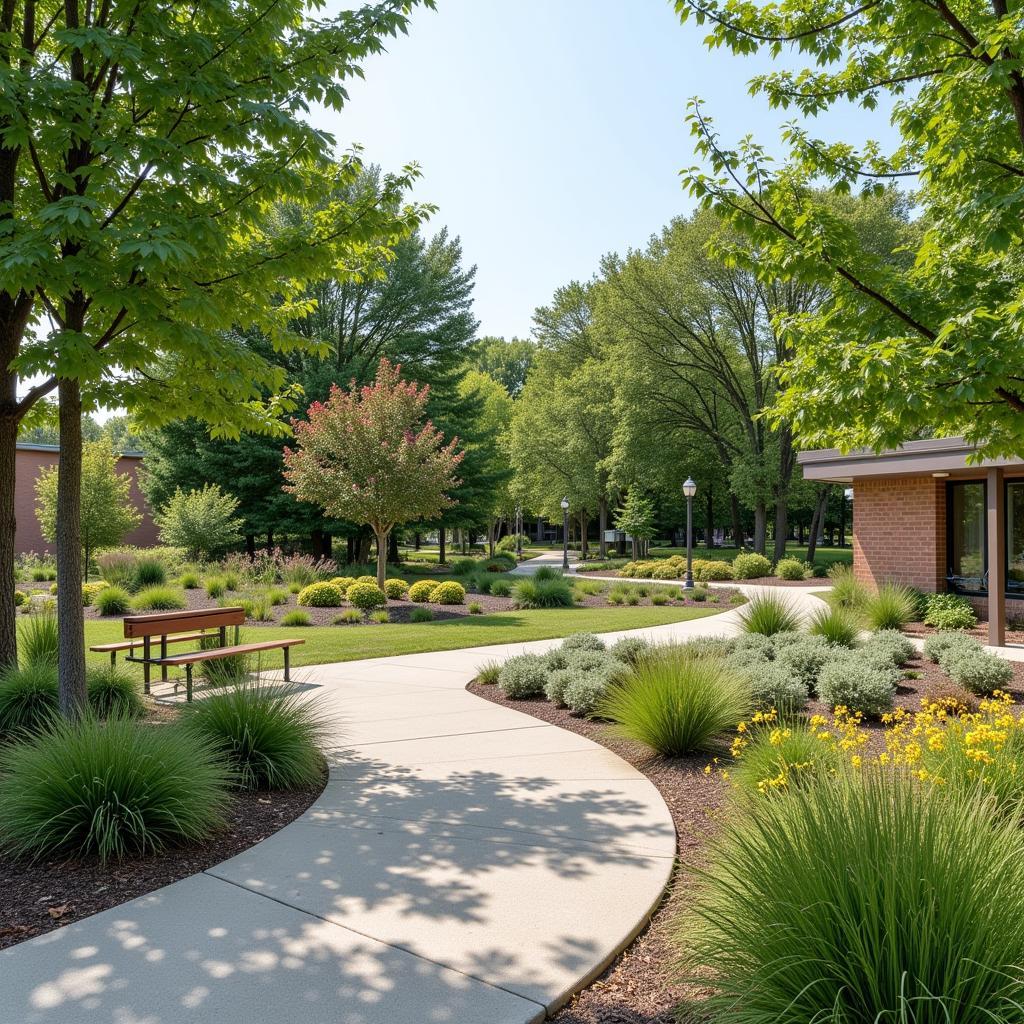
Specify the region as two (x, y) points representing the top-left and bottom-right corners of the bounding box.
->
(469, 649), (1024, 1023)
(904, 619), (1024, 646)
(575, 569), (826, 588)
(0, 712), (327, 951)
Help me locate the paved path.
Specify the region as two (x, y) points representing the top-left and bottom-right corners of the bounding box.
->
(0, 576), (828, 1024)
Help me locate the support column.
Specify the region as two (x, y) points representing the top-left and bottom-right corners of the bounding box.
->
(987, 467), (1006, 647)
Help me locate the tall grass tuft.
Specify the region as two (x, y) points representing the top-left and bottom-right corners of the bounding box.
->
(182, 684), (326, 790)
(826, 562), (870, 611)
(131, 585), (186, 611)
(808, 603), (862, 647)
(737, 593), (801, 636)
(512, 576), (574, 609)
(86, 665), (145, 718)
(0, 662), (58, 735)
(677, 770), (1024, 1022)
(0, 717), (232, 861)
(864, 581), (919, 631)
(600, 647), (749, 756)
(17, 610), (58, 667)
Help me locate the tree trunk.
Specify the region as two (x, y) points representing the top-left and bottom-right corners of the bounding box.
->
(346, 535), (354, 565)
(438, 526), (446, 564)
(56, 379), (86, 718)
(705, 488), (714, 547)
(753, 502), (767, 555)
(387, 531), (400, 564)
(806, 486), (830, 565)
(729, 494), (743, 548)
(772, 497), (788, 563)
(0, 412), (15, 670)
(267, 530), (274, 552)
(373, 526), (389, 589)
(245, 534), (255, 558)
(414, 532), (421, 551)
(598, 496), (608, 558)
(356, 531), (371, 565)
(579, 511), (588, 560)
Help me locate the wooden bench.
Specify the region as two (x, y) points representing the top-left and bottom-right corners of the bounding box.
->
(90, 607), (304, 701)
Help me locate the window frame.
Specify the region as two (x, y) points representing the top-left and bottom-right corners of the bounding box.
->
(945, 479), (988, 596)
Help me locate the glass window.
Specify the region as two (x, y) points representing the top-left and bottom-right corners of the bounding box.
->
(949, 482), (986, 592)
(1008, 482), (1024, 591)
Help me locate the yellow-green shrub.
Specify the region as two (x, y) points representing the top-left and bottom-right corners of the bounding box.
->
(409, 580), (436, 602)
(430, 581), (466, 605)
(346, 581), (387, 610)
(384, 578), (408, 599)
(297, 581), (343, 607)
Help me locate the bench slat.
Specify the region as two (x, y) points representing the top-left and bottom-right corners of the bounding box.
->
(123, 607), (245, 639)
(153, 639), (305, 667)
(90, 631), (211, 654)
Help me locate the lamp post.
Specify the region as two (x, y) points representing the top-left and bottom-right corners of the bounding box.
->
(682, 477), (697, 589)
(515, 505), (523, 558)
(560, 496), (570, 570)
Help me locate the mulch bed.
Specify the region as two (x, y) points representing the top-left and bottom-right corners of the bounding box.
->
(468, 649), (1024, 1023)
(904, 620), (1024, 646)
(0, 737), (327, 951)
(576, 569), (825, 588)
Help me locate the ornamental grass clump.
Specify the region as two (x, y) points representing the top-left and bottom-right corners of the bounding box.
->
(825, 562), (870, 611)
(0, 717), (232, 861)
(131, 585), (187, 611)
(182, 684), (326, 790)
(512, 576), (574, 609)
(280, 610), (312, 627)
(0, 662), (58, 735)
(95, 584), (131, 616)
(678, 770), (1024, 1023)
(738, 593), (801, 636)
(864, 581), (919, 631)
(86, 666), (144, 718)
(807, 603), (862, 647)
(17, 610), (58, 667)
(600, 646), (749, 756)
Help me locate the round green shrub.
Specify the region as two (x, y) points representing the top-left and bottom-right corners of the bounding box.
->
(732, 552), (773, 579)
(0, 717), (231, 861)
(95, 585), (132, 616)
(692, 559), (734, 582)
(355, 575), (378, 586)
(297, 581), (344, 607)
(943, 649), (1014, 695)
(347, 581), (387, 610)
(498, 654), (548, 699)
(382, 578), (408, 599)
(561, 632), (606, 652)
(924, 592), (978, 630)
(772, 636), (835, 692)
(774, 557), (809, 581)
(816, 652), (897, 716)
(678, 771), (1024, 1020)
(600, 647), (750, 756)
(330, 576), (357, 596)
(682, 636), (735, 659)
(544, 668), (575, 706)
(132, 585), (187, 611)
(409, 607), (434, 623)
(0, 662), (58, 735)
(182, 683), (326, 790)
(87, 665), (145, 718)
(409, 580), (437, 602)
(429, 581), (466, 605)
(280, 610), (312, 627)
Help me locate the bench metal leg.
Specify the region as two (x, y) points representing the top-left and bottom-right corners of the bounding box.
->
(186, 664), (193, 702)
(143, 637), (151, 695)
(160, 636), (168, 682)
(283, 646), (290, 682)
(109, 651), (116, 668)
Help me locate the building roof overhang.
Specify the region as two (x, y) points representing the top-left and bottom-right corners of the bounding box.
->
(797, 437), (1024, 484)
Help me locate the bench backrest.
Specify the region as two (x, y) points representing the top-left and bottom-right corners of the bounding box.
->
(123, 606), (245, 639)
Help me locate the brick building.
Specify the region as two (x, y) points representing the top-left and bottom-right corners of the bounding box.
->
(798, 438), (1024, 646)
(14, 443), (159, 557)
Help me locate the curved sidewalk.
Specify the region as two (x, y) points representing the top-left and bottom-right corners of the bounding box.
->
(0, 594), (825, 1024)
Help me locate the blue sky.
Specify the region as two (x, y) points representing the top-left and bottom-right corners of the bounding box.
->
(323, 0), (899, 339)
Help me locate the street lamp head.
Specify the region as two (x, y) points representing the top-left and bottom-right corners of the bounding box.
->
(682, 477), (697, 498)
(560, 497), (569, 510)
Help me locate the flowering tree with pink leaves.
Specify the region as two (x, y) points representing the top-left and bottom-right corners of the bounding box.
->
(283, 358), (464, 588)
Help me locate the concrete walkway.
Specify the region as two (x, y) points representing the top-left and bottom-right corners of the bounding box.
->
(0, 581), (828, 1024)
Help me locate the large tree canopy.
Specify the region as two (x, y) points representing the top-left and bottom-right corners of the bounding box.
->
(677, 0), (1024, 456)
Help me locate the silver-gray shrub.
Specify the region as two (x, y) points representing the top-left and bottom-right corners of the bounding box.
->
(498, 654), (549, 699)
(923, 630), (981, 666)
(747, 663), (811, 714)
(817, 652), (898, 717)
(561, 632), (606, 653)
(862, 629), (916, 667)
(563, 674), (610, 717)
(772, 635), (835, 691)
(943, 649), (1014, 695)
(609, 636), (651, 665)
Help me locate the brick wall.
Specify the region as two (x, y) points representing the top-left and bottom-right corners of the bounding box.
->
(852, 476), (946, 593)
(14, 447), (159, 556)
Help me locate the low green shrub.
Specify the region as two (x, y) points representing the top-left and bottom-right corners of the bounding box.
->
(746, 663), (810, 713)
(564, 675), (612, 717)
(178, 570), (201, 589)
(346, 581), (387, 610)
(692, 559), (734, 582)
(132, 556), (167, 590)
(677, 771), (1024, 1021)
(86, 665), (145, 718)
(600, 647), (749, 755)
(0, 662), (58, 734)
(498, 654), (548, 699)
(923, 630), (980, 665)
(132, 585), (187, 611)
(512, 576), (574, 609)
(17, 610), (58, 667)
(943, 649), (1014, 695)
(562, 632), (605, 652)
(476, 660), (501, 684)
(0, 717), (231, 861)
(772, 634), (834, 691)
(383, 578), (408, 599)
(297, 581), (344, 607)
(430, 580), (466, 605)
(774, 557), (809, 581)
(13, 589), (25, 607)
(330, 576), (357, 596)
(807, 604), (862, 647)
(408, 580), (437, 602)
(817, 652), (897, 716)
(81, 580), (109, 606)
(280, 610), (312, 627)
(409, 607), (434, 623)
(450, 558), (478, 576)
(369, 609), (390, 623)
(739, 593), (802, 636)
(490, 578), (513, 598)
(95, 585), (131, 616)
(183, 684), (326, 790)
(864, 581), (919, 631)
(205, 576), (227, 599)
(266, 587), (289, 606)
(732, 552), (773, 580)
(924, 592), (978, 630)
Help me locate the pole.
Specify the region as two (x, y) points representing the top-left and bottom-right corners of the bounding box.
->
(516, 506), (522, 558)
(562, 507), (570, 570)
(685, 493), (694, 589)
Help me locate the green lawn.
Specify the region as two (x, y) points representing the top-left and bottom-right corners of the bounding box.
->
(84, 604), (723, 676)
